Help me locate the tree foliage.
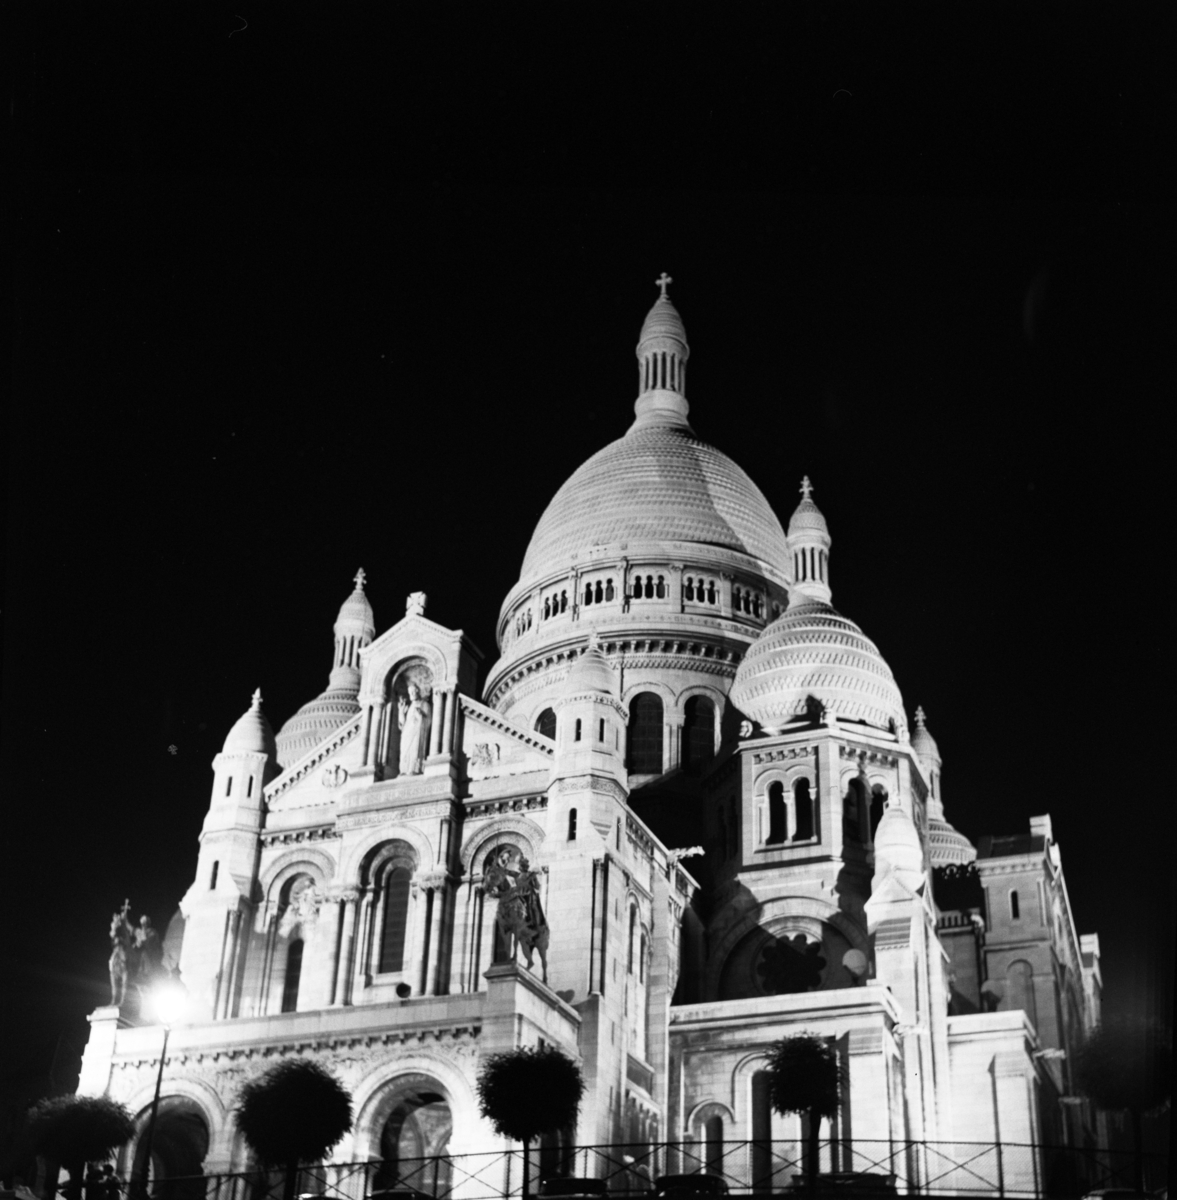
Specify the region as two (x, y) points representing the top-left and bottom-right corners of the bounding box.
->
(1072, 1015), (1172, 1116)
(476, 1045), (585, 1144)
(763, 1033), (842, 1120)
(27, 1095), (136, 1170)
(235, 1059), (353, 1168)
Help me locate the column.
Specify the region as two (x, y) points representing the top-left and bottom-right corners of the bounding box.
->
(441, 687), (457, 756)
(429, 691), (444, 757)
(425, 876), (450, 995)
(323, 897), (344, 1006)
(665, 716), (684, 773)
(668, 564), (683, 612)
(334, 893), (358, 1005)
(360, 703), (374, 764)
(720, 572), (734, 618)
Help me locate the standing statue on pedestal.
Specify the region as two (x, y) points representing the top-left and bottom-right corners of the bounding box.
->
(108, 901), (134, 1006)
(485, 848), (550, 983)
(133, 914), (165, 1001)
(397, 681), (432, 775)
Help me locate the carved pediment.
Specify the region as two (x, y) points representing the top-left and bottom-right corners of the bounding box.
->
(266, 718), (364, 812)
(458, 696), (554, 781)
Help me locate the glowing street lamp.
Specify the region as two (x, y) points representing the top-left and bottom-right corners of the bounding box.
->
(134, 977), (189, 1200)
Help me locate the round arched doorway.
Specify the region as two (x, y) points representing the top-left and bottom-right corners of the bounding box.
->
(128, 1097), (210, 1200)
(372, 1075), (453, 1197)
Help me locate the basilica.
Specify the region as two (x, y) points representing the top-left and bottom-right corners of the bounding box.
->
(78, 280), (1109, 1196)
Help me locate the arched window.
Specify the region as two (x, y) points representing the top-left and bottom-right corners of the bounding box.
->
(209, 860), (219, 890)
(595, 581), (604, 603)
(707, 580), (717, 604)
(628, 907), (637, 973)
(225, 777), (233, 797)
(598, 718), (605, 742)
(605, 579), (615, 601)
(627, 693), (664, 774)
(560, 591), (568, 613)
(281, 939), (303, 1013)
(655, 575), (666, 598)
(379, 867), (412, 973)
(767, 781), (787, 844)
(682, 696), (716, 770)
(584, 583), (593, 606)
(640, 933), (648, 982)
(246, 776), (254, 798)
(685, 577), (695, 601)
(568, 808), (577, 841)
(793, 778), (814, 840)
(1009, 889), (1020, 920)
(534, 708), (557, 740)
(574, 718), (582, 742)
(704, 1114), (724, 1175)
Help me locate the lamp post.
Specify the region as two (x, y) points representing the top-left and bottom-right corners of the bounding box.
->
(134, 978), (189, 1200)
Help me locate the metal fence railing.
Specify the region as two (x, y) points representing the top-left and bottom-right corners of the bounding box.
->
(94, 1139), (1169, 1200)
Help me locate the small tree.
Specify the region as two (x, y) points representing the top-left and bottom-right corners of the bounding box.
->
(27, 1095), (135, 1200)
(1072, 1015), (1172, 1192)
(763, 1034), (843, 1196)
(476, 1046), (585, 1200)
(235, 1059), (353, 1200)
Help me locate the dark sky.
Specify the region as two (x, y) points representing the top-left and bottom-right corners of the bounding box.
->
(6, 2), (1174, 1111)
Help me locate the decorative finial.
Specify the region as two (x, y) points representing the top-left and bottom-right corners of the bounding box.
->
(800, 475), (813, 501)
(915, 705), (927, 727)
(406, 591), (427, 616)
(586, 631), (601, 652)
(251, 688), (262, 709)
(655, 271), (673, 300)
(354, 567), (367, 590)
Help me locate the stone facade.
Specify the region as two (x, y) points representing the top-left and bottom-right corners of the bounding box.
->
(78, 281), (1108, 1193)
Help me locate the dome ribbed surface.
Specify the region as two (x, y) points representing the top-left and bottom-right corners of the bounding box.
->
(928, 818), (977, 867)
(520, 427), (790, 582)
(638, 297), (688, 347)
(788, 498), (829, 536)
(730, 596), (905, 732)
(223, 693), (277, 758)
(275, 687), (361, 767)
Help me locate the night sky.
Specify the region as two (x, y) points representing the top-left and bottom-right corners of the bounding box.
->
(6, 2), (1173, 1118)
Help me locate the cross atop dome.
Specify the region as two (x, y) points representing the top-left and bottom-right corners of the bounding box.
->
(250, 688), (263, 709)
(915, 705), (927, 727)
(655, 272), (673, 299)
(354, 567), (367, 590)
(800, 476), (813, 501)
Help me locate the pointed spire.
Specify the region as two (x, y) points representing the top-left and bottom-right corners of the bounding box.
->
(631, 274), (691, 433)
(786, 476), (832, 604)
(251, 688), (263, 709)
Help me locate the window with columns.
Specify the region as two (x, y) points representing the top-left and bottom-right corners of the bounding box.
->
(363, 840), (418, 978)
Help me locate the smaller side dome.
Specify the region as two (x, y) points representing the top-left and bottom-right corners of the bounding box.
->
(560, 638), (616, 699)
(787, 476), (830, 536)
(873, 803), (925, 890)
(335, 568), (375, 638)
(730, 595), (905, 735)
(223, 689), (277, 758)
(910, 705), (942, 770)
(928, 818), (977, 867)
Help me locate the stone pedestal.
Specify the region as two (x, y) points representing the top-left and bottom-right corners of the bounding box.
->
(77, 1005), (133, 1096)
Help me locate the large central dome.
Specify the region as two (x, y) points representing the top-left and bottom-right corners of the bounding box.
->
(520, 425), (790, 584)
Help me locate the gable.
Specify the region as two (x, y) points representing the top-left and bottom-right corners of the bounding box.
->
(458, 695), (554, 781)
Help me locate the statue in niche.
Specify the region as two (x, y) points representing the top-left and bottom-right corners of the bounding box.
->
(398, 680), (433, 775)
(484, 846), (550, 982)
